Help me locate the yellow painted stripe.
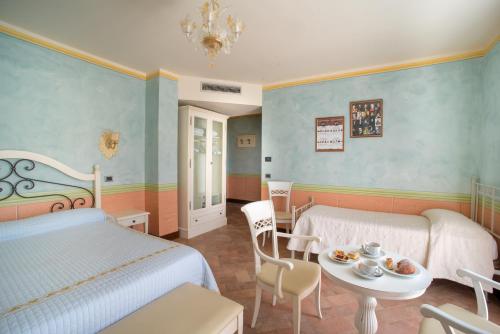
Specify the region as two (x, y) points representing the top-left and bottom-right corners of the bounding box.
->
(483, 35), (500, 55)
(263, 35), (500, 91)
(261, 182), (470, 202)
(0, 24), (178, 81)
(476, 195), (500, 213)
(145, 183), (177, 191)
(0, 24), (147, 80)
(145, 69), (178, 81)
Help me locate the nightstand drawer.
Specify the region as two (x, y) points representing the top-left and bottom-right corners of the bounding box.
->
(111, 210), (150, 234)
(118, 215), (146, 227)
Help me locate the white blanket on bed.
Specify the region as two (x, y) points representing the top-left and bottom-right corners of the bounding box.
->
(287, 205), (431, 264)
(288, 205), (497, 287)
(422, 209), (497, 287)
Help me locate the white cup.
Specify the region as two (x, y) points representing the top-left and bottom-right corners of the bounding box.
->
(364, 242), (381, 256)
(359, 259), (379, 275)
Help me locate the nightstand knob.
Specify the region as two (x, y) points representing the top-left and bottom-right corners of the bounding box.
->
(195, 219), (198, 222)
(132, 220), (136, 223)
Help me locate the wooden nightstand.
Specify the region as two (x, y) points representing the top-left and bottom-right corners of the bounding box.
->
(112, 210), (150, 234)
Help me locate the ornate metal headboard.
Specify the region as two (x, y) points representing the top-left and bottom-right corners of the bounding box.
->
(471, 177), (499, 239)
(0, 150), (101, 212)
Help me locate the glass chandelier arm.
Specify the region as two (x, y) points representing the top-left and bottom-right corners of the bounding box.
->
(180, 15), (197, 39)
(180, 0), (244, 61)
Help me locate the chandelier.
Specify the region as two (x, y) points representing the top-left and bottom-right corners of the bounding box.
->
(180, 0), (244, 61)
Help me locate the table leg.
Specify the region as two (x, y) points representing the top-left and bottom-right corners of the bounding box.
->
(354, 295), (378, 334)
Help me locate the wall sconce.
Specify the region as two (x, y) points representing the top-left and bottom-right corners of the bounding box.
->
(99, 130), (120, 159)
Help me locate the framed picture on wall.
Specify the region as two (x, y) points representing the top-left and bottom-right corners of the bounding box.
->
(349, 99), (383, 137)
(315, 116), (344, 152)
(237, 134), (256, 148)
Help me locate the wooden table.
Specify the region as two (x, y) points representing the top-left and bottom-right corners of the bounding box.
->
(319, 245), (433, 334)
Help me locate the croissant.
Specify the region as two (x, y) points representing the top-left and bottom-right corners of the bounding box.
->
(396, 259), (416, 275)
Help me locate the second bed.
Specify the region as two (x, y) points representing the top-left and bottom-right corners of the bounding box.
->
(287, 204), (497, 287)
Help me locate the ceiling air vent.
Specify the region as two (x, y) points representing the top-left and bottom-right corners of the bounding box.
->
(201, 82), (241, 94)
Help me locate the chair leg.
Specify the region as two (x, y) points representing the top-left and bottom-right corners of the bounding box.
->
(291, 250), (295, 259)
(262, 231), (266, 247)
(237, 311), (243, 334)
(315, 277), (323, 319)
(272, 294), (277, 306)
(292, 296), (301, 334)
(252, 285), (262, 328)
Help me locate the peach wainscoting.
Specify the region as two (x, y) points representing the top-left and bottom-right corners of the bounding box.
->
(0, 190), (145, 222)
(261, 184), (471, 217)
(227, 174), (261, 202)
(0, 186), (179, 238)
(477, 204), (500, 236)
(145, 188), (178, 237)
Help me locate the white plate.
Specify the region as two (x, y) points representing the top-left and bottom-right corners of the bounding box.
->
(352, 264), (383, 280)
(379, 259), (420, 278)
(360, 249), (386, 259)
(328, 251), (359, 265)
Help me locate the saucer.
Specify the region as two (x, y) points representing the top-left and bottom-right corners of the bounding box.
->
(352, 264), (384, 280)
(360, 249), (386, 259)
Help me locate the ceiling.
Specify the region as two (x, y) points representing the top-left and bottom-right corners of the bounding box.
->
(1, 0), (499, 85)
(179, 100), (261, 117)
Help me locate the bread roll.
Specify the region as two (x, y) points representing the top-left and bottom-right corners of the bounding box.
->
(396, 259), (416, 275)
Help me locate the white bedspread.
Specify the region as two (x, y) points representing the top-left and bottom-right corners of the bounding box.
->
(0, 209), (217, 334)
(288, 205), (498, 287)
(423, 209), (497, 287)
(288, 205), (430, 264)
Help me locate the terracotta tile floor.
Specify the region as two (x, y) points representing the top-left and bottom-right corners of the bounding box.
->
(176, 202), (500, 333)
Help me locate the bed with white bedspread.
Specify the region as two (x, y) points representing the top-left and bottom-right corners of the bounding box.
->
(0, 209), (217, 334)
(287, 205), (497, 287)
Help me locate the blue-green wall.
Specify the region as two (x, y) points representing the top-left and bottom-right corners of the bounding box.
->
(145, 76), (178, 186)
(0, 33), (145, 185)
(0, 32), (178, 189)
(262, 58), (487, 194)
(479, 44), (500, 188)
(227, 114), (261, 176)
(145, 77), (160, 185)
(158, 77), (178, 184)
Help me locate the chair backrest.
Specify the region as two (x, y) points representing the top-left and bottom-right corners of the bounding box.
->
(241, 200), (279, 271)
(267, 181), (293, 213)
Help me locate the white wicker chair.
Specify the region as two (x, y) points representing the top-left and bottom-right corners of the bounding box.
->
(262, 181), (294, 247)
(419, 269), (500, 334)
(241, 200), (322, 334)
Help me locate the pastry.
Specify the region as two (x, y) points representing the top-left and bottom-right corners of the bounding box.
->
(333, 250), (348, 261)
(348, 251), (360, 260)
(396, 259), (416, 275)
(386, 258), (393, 270)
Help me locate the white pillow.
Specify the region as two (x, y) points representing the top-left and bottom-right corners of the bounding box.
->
(421, 208), (471, 225)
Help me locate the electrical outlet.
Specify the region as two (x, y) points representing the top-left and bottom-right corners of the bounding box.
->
(265, 157), (272, 162)
(105, 176), (113, 182)
(265, 174), (271, 179)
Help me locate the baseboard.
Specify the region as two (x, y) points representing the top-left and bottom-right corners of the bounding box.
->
(160, 231), (180, 240)
(227, 198), (253, 204)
